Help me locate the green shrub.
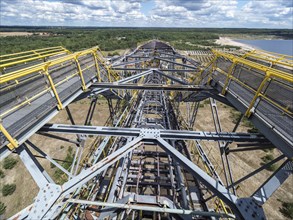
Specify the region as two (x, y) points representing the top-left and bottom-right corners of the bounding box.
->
(280, 202), (293, 219)
(230, 109), (242, 124)
(3, 157), (18, 170)
(2, 184), (16, 196)
(261, 154), (277, 171)
(203, 99), (210, 104)
(0, 169), (5, 178)
(262, 154), (274, 162)
(0, 202), (6, 215)
(53, 147), (74, 184)
(50, 162), (56, 169)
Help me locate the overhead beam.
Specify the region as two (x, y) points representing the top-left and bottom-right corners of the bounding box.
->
(91, 83), (213, 91)
(112, 58), (152, 67)
(154, 56), (198, 69)
(67, 198), (235, 219)
(112, 67), (196, 72)
(39, 124), (268, 143)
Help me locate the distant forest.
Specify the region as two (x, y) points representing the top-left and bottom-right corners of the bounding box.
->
(0, 26), (292, 55)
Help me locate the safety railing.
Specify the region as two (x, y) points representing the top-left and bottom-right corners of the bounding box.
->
(0, 46), (116, 150)
(0, 46), (71, 70)
(242, 49), (293, 68)
(210, 50), (293, 118)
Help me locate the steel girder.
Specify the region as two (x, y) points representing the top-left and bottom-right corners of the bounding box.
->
(1, 40), (292, 220)
(39, 123), (268, 143)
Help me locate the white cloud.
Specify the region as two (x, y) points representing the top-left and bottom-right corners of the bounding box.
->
(0, 0), (292, 28)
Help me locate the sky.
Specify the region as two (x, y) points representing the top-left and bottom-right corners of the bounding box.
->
(0, 0), (292, 28)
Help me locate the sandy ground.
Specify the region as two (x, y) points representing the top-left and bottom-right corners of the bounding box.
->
(0, 32), (33, 37)
(180, 101), (292, 220)
(1, 98), (291, 219)
(216, 37), (255, 50)
(0, 99), (111, 218)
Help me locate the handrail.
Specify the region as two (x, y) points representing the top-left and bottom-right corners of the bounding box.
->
(211, 50), (293, 118)
(0, 46), (71, 69)
(0, 46), (111, 150)
(0, 47), (99, 83)
(0, 46), (64, 58)
(213, 50), (292, 82)
(242, 50), (293, 68)
(1, 47), (67, 63)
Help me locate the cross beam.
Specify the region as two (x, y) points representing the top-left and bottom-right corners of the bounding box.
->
(39, 124), (268, 143)
(91, 83), (213, 91)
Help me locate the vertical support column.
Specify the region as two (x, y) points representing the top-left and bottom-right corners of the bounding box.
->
(221, 61), (237, 95)
(0, 123), (18, 150)
(92, 50), (102, 82)
(74, 56), (87, 90)
(209, 98), (236, 195)
(245, 75), (270, 117)
(44, 66), (63, 110)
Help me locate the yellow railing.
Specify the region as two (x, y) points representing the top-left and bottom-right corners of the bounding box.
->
(0, 46), (71, 69)
(242, 49), (293, 68)
(211, 50), (293, 117)
(0, 46), (115, 150)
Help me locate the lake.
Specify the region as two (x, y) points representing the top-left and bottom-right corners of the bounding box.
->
(235, 39), (293, 56)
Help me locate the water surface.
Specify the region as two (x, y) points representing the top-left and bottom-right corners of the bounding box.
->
(235, 39), (293, 56)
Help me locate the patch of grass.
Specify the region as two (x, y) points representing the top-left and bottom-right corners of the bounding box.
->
(108, 51), (120, 56)
(199, 104), (205, 108)
(261, 154), (277, 171)
(280, 202), (293, 219)
(50, 162), (56, 169)
(2, 184), (16, 196)
(262, 154), (274, 162)
(247, 127), (259, 133)
(203, 99), (210, 105)
(229, 109), (258, 133)
(230, 109), (242, 124)
(0, 169), (5, 178)
(0, 202), (6, 215)
(53, 146), (74, 184)
(3, 157), (18, 170)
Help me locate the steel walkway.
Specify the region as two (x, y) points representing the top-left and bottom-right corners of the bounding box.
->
(0, 40), (292, 220)
(198, 51), (293, 157)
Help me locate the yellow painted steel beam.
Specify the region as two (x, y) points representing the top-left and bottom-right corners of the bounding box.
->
(0, 123), (18, 150)
(0, 46), (117, 151)
(243, 51), (293, 68)
(213, 51), (293, 82)
(0, 47), (71, 69)
(0, 47), (68, 63)
(74, 57), (87, 90)
(92, 52), (102, 82)
(221, 61), (237, 95)
(0, 47), (100, 84)
(0, 51), (67, 69)
(0, 63), (95, 119)
(43, 67), (63, 110)
(244, 76), (270, 117)
(0, 46), (64, 58)
(211, 51), (293, 119)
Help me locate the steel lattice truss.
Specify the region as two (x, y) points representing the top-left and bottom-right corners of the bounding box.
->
(0, 40), (292, 220)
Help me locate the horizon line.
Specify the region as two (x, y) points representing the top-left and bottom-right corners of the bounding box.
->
(0, 25), (292, 30)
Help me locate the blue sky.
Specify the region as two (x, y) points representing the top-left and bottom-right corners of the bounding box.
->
(0, 0), (292, 28)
